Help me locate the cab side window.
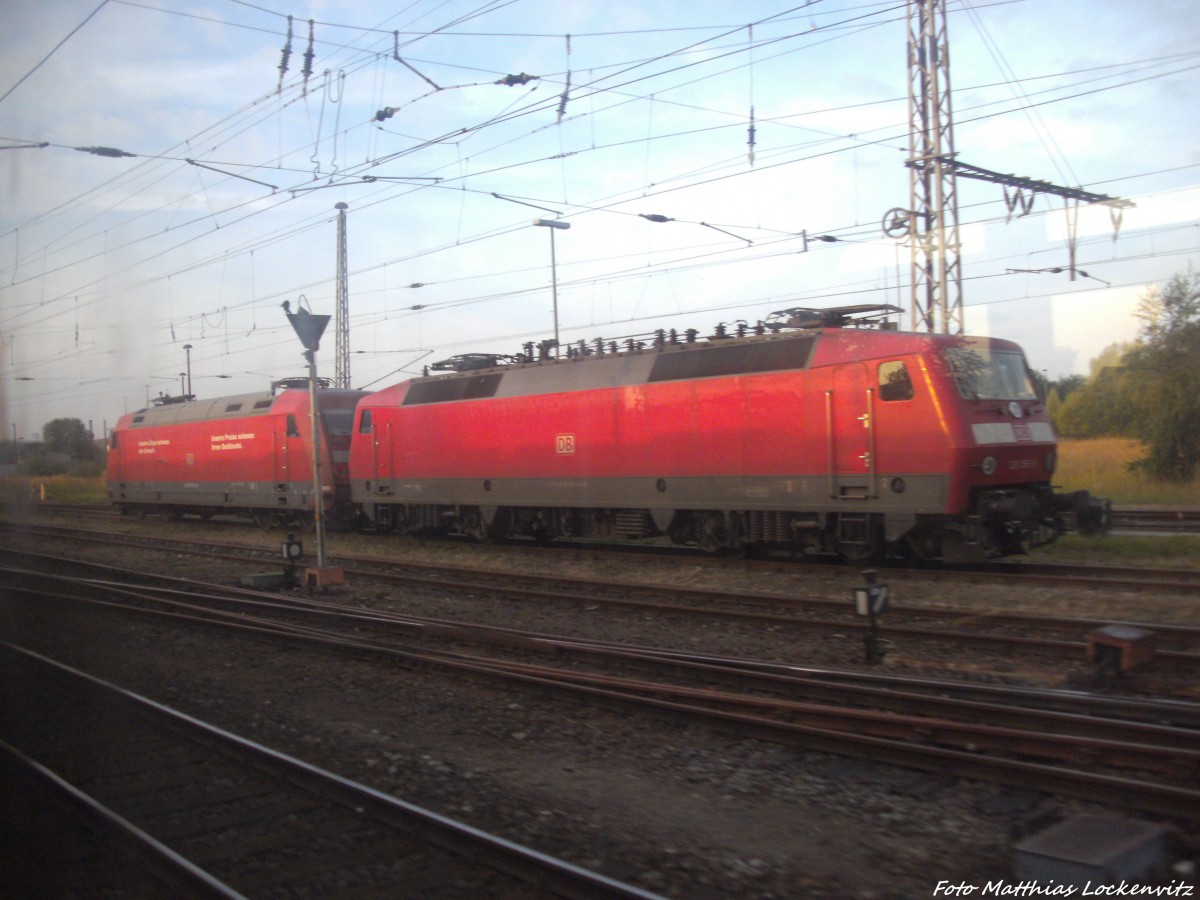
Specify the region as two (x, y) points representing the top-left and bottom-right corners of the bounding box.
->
(879, 361), (914, 401)
(358, 409), (373, 434)
(287, 415), (300, 437)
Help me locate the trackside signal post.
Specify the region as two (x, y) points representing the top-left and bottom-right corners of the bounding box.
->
(283, 299), (342, 588)
(854, 569), (889, 664)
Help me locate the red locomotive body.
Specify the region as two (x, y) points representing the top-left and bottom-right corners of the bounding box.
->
(348, 306), (1107, 560)
(108, 387), (366, 525)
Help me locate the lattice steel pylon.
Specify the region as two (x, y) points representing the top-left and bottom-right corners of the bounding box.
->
(334, 202), (350, 389)
(906, 0), (962, 335)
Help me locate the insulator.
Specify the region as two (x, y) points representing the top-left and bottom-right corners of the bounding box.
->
(302, 19), (315, 81)
(277, 15), (293, 93)
(496, 72), (537, 87)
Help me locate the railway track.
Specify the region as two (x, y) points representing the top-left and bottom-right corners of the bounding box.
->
(0, 641), (660, 899)
(10, 517), (1200, 600)
(4, 556), (1199, 822)
(1111, 508), (1200, 534)
(22, 498), (1200, 538)
(5, 523), (1200, 683)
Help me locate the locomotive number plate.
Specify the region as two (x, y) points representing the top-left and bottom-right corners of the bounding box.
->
(1012, 423), (1032, 442)
(556, 434), (576, 455)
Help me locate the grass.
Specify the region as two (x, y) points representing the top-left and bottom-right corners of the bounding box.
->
(0, 474), (107, 508)
(1038, 438), (1200, 565)
(1037, 532), (1200, 567)
(1054, 438), (1200, 507)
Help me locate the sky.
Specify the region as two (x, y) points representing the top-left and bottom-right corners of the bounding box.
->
(1, 0), (1198, 440)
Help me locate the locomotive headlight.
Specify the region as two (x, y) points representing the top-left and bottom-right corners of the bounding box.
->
(980, 456), (997, 476)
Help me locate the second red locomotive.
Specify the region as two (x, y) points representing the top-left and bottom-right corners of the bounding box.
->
(108, 382), (366, 527)
(348, 305), (1108, 560)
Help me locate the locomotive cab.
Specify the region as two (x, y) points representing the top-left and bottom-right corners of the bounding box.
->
(918, 338), (1108, 558)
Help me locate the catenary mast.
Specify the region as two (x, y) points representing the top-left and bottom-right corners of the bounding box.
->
(334, 202), (350, 389)
(898, 0), (1133, 335)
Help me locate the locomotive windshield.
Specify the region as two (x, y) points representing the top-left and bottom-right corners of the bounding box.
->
(943, 347), (1037, 400)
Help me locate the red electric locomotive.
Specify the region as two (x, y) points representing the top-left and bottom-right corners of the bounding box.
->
(107, 381), (366, 526)
(348, 305), (1108, 560)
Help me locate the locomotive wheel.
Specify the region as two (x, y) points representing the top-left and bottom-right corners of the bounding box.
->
(696, 513), (728, 554)
(836, 540), (878, 563)
(461, 508), (495, 543)
(667, 515), (694, 546)
(834, 523), (881, 562)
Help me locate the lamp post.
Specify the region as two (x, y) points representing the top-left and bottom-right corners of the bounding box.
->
(532, 218), (570, 356)
(182, 344), (193, 398)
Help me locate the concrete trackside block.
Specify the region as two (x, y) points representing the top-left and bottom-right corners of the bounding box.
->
(1012, 814), (1170, 887)
(1087, 624), (1156, 673)
(240, 571), (289, 589)
(304, 566), (345, 589)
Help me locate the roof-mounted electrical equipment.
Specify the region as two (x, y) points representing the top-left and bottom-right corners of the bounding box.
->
(428, 354), (519, 373)
(765, 304), (904, 331)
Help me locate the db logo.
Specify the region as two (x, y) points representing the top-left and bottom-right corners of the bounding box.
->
(556, 434), (576, 455)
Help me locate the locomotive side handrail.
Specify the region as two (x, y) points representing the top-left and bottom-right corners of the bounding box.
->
(866, 386), (877, 498)
(825, 390), (835, 500)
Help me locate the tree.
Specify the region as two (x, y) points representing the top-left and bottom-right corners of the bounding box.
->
(1044, 373), (1084, 433)
(1123, 268), (1200, 481)
(1050, 373), (1086, 401)
(41, 418), (101, 463)
(1045, 386), (1062, 424)
(1049, 346), (1137, 439)
(1053, 364), (1137, 438)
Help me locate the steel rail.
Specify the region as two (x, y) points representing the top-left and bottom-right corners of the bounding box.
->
(4, 534), (1200, 674)
(10, 518), (1200, 594)
(0, 642), (663, 900)
(2, 540), (1200, 696)
(6, 566), (1200, 822)
(11, 556), (1200, 732)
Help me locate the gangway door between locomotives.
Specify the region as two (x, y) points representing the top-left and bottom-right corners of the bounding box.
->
(826, 363), (875, 500)
(276, 414), (303, 492)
